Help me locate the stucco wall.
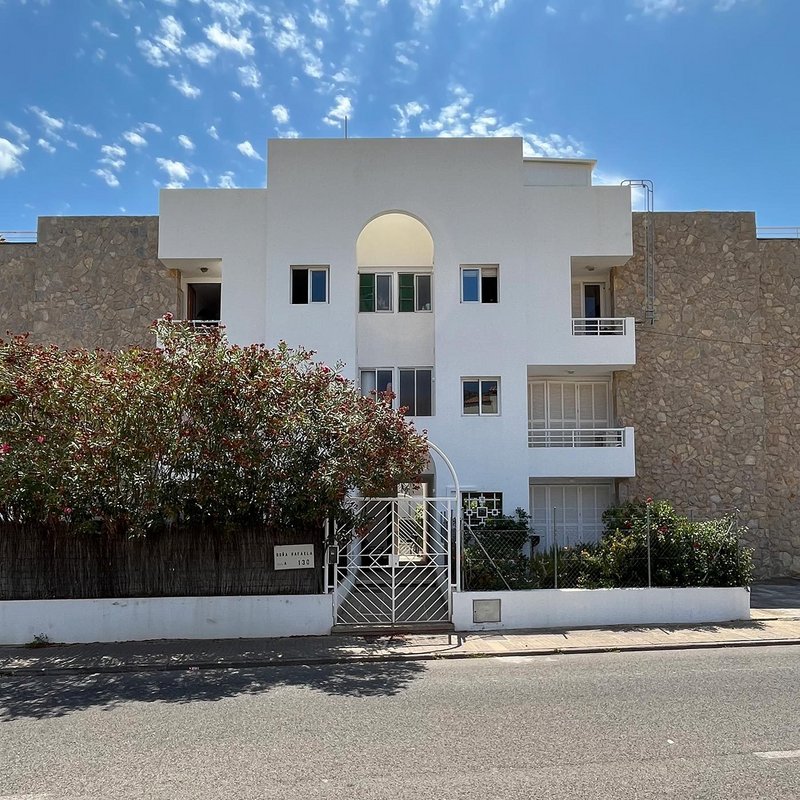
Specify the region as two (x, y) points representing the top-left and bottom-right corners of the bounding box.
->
(0, 216), (179, 349)
(614, 212), (800, 577)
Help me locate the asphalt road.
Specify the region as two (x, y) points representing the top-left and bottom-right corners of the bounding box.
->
(1, 646), (799, 799)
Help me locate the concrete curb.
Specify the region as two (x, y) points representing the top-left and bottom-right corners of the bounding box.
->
(2, 636), (799, 676)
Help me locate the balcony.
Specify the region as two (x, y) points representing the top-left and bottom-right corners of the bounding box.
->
(527, 317), (636, 374)
(527, 426), (635, 478)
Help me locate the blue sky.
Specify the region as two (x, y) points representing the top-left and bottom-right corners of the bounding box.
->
(1, 0), (798, 231)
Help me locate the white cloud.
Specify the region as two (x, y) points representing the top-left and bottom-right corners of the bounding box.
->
(137, 14), (186, 66)
(268, 14), (324, 79)
(629, 0), (685, 17)
(29, 105), (65, 136)
(207, 125), (220, 140)
(177, 134), (195, 151)
(91, 20), (119, 38)
(218, 171), (237, 188)
(5, 123), (29, 142)
(156, 157), (191, 187)
(99, 143), (127, 171)
(140, 122), (162, 133)
(393, 100), (426, 134)
(122, 130), (148, 147)
(309, 9), (329, 28)
(237, 140), (263, 160)
(545, 4), (557, 14)
(205, 22), (255, 57)
(186, 42), (218, 66)
(460, 0), (509, 16)
(230, 91), (242, 101)
(0, 138), (27, 177)
(169, 75), (202, 98)
(323, 95), (353, 127)
(413, 85), (584, 158)
(36, 138), (56, 154)
(72, 122), (100, 138)
(272, 104), (290, 125)
(280, 128), (300, 139)
(92, 168), (120, 187)
(238, 64), (261, 88)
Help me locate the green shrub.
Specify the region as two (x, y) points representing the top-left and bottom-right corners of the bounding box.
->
(461, 499), (752, 590)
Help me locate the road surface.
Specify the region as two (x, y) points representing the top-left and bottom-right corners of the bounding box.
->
(1, 646), (799, 799)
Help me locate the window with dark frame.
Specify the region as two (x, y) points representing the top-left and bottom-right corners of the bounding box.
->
(398, 368), (432, 416)
(291, 267), (328, 304)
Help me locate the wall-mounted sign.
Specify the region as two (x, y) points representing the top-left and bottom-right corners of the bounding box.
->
(274, 544), (315, 570)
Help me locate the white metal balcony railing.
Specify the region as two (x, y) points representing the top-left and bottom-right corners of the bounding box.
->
(185, 319), (221, 328)
(572, 317), (627, 336)
(528, 427), (626, 448)
(756, 226), (800, 239)
(0, 231), (37, 243)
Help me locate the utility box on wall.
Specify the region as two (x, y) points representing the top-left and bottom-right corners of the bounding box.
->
(473, 598), (502, 624)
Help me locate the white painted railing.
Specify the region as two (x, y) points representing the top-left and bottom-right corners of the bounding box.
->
(572, 317), (627, 335)
(184, 319), (221, 328)
(528, 427), (626, 448)
(756, 227), (800, 239)
(0, 230), (37, 243)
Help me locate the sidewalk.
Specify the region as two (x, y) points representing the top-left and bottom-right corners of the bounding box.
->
(2, 612), (800, 675)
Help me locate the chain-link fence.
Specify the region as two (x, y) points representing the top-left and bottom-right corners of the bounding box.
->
(461, 508), (752, 591)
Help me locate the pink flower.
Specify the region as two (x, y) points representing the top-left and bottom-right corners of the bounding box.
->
(645, 496), (653, 504)
(36, 435), (45, 444)
(0, 443), (10, 455)
(163, 312), (174, 322)
(63, 507), (72, 515)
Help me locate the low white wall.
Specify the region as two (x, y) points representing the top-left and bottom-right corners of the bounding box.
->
(453, 587), (750, 632)
(0, 594), (333, 645)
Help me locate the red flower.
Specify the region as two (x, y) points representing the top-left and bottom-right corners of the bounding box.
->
(0, 443), (10, 455)
(645, 496), (653, 504)
(63, 507), (73, 515)
(36, 435), (45, 444)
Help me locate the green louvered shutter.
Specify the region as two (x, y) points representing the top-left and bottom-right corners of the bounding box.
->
(398, 274), (415, 312)
(359, 274), (375, 312)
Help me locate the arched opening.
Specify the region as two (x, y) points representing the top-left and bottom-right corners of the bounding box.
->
(356, 212), (434, 268)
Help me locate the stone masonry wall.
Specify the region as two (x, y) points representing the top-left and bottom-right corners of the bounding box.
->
(0, 216), (179, 350)
(613, 212), (800, 577)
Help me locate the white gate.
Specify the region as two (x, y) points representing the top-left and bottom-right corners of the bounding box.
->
(327, 496), (456, 627)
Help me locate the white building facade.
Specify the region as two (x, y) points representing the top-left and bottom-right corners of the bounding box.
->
(158, 137), (636, 546)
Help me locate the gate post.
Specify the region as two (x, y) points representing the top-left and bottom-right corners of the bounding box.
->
(427, 440), (462, 592)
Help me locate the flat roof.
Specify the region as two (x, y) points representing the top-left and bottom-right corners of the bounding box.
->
(523, 157), (597, 167)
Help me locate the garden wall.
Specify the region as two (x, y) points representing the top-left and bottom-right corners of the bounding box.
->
(0, 594), (333, 644)
(452, 587), (750, 631)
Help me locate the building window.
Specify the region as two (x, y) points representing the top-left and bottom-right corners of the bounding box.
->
(360, 369), (394, 399)
(399, 274), (432, 312)
(461, 265), (498, 304)
(360, 368), (433, 416)
(359, 273), (393, 312)
(291, 267), (328, 304)
(462, 378), (500, 415)
(398, 368), (432, 416)
(462, 491), (504, 521)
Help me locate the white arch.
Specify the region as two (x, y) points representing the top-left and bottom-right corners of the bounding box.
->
(356, 211), (434, 268)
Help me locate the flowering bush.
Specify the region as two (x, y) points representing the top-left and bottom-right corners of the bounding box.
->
(0, 319), (429, 537)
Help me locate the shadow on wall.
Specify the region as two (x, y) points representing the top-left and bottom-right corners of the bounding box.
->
(0, 660), (428, 722)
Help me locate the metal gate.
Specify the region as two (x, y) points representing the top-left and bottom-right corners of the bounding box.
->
(327, 495), (456, 627)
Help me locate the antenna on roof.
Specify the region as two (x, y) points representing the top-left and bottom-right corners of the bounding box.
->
(344, 116), (348, 139)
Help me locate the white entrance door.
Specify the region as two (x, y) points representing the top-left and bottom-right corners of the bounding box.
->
(530, 483), (613, 548)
